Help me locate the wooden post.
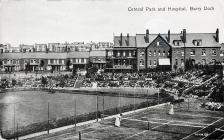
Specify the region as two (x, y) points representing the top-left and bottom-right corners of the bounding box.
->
(79, 131), (81, 140)
(14, 104), (16, 140)
(158, 88), (160, 105)
(103, 94), (105, 120)
(96, 94), (99, 122)
(48, 102), (50, 134)
(74, 99), (77, 127)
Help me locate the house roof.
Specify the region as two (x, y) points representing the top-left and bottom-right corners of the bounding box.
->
(114, 35), (136, 48)
(136, 33), (221, 48)
(90, 50), (106, 57)
(0, 51), (90, 59)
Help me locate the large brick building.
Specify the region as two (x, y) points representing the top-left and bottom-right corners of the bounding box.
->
(107, 29), (222, 72)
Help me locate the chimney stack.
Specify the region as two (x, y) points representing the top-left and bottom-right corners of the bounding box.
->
(146, 29), (149, 43)
(167, 30), (170, 43)
(120, 33), (123, 46)
(183, 29), (186, 43)
(216, 28), (219, 42)
(127, 33), (129, 46)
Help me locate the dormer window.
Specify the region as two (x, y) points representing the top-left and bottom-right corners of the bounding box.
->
(193, 39), (202, 46)
(173, 40), (182, 46)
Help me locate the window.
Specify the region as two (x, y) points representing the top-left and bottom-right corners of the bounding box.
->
(48, 59), (50, 64)
(149, 60), (151, 66)
(181, 59), (184, 66)
(154, 50), (156, 56)
(212, 49), (217, 56)
(193, 40), (202, 46)
(62, 60), (64, 64)
(153, 60), (157, 66)
(173, 40), (182, 46)
(157, 42), (160, 46)
(163, 51), (165, 56)
(175, 59), (178, 65)
(140, 59), (144, 66)
(123, 51), (125, 57)
(202, 59), (206, 65)
(201, 49), (206, 56)
(140, 51), (144, 57)
(158, 50), (161, 56)
(190, 49), (195, 56)
(117, 51), (120, 57)
(181, 51), (184, 56)
(81, 58), (84, 63)
(149, 50), (152, 56)
(129, 51), (132, 57)
(31, 59), (34, 63)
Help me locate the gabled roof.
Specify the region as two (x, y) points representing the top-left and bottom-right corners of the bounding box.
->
(114, 35), (136, 48)
(136, 32), (221, 48)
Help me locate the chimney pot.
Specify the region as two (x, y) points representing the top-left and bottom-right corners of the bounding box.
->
(216, 28), (219, 42)
(146, 29), (149, 43)
(168, 30), (170, 43)
(120, 33), (123, 46)
(127, 33), (130, 46)
(183, 29), (186, 43)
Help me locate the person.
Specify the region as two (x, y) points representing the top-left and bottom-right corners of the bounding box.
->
(115, 114), (122, 127)
(168, 103), (174, 115)
(0, 130), (6, 140)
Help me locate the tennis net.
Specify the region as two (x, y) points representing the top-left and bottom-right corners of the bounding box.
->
(120, 118), (207, 135)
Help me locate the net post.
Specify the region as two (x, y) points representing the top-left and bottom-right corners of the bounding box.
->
(74, 99), (77, 127)
(79, 131), (81, 140)
(16, 123), (18, 140)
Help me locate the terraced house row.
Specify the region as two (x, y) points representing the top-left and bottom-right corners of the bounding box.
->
(0, 42), (112, 72)
(106, 28), (224, 72)
(0, 29), (224, 73)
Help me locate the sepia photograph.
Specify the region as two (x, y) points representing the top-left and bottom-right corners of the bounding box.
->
(0, 0), (224, 139)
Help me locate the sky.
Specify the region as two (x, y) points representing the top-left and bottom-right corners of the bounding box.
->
(0, 0), (224, 47)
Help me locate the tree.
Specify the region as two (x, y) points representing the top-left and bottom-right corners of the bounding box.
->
(66, 60), (72, 71)
(40, 60), (45, 71)
(25, 62), (31, 74)
(11, 79), (17, 87)
(41, 76), (48, 87)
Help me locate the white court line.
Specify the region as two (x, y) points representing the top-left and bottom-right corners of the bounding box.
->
(123, 118), (205, 128)
(175, 113), (223, 119)
(146, 118), (210, 126)
(63, 126), (113, 140)
(180, 118), (223, 140)
(123, 130), (148, 140)
(200, 124), (224, 140)
(122, 118), (163, 124)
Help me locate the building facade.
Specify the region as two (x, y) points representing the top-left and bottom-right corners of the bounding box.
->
(106, 29), (222, 72)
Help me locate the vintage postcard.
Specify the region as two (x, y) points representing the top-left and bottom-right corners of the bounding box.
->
(0, 0), (224, 139)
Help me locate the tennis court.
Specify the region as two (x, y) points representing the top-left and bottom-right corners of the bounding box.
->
(29, 101), (224, 140)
